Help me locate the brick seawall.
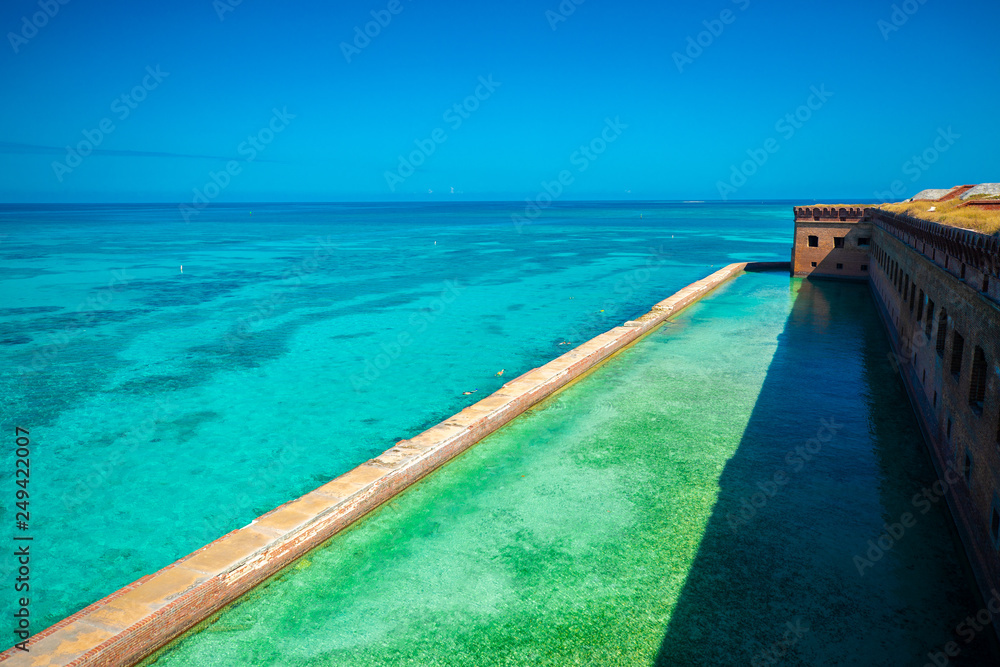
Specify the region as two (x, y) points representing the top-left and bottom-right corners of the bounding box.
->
(0, 263), (752, 667)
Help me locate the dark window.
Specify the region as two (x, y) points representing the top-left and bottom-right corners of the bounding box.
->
(947, 417), (953, 440)
(811, 262), (817, 268)
(916, 290), (925, 322)
(925, 300), (935, 337)
(910, 284), (916, 312)
(934, 391), (938, 408)
(936, 310), (948, 356)
(808, 235), (819, 248)
(836, 263), (843, 270)
(984, 275), (990, 293)
(951, 331), (965, 379)
(964, 451), (973, 485)
(858, 237), (870, 246)
(961, 264), (966, 280)
(991, 507), (1000, 543)
(903, 275), (909, 301)
(834, 237), (845, 248)
(861, 264), (868, 272)
(970, 347), (987, 413)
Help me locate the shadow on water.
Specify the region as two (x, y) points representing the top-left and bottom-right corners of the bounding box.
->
(653, 276), (996, 666)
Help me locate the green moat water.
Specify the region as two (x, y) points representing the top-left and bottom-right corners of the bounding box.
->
(146, 272), (993, 666)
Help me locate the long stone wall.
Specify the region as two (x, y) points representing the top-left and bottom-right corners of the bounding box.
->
(0, 263), (751, 667)
(869, 225), (1000, 614)
(790, 205), (1000, 635)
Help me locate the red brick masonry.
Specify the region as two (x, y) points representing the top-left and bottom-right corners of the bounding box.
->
(0, 263), (752, 667)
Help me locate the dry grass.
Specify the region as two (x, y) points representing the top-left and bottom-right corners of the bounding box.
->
(879, 197), (1000, 236)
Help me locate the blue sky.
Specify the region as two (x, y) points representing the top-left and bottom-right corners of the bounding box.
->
(1, 0), (997, 202)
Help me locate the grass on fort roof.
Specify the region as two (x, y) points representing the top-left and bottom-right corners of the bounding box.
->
(879, 197), (1000, 236)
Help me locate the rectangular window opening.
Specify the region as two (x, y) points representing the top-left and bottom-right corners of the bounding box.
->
(969, 347), (987, 414)
(834, 237), (845, 249)
(836, 263), (843, 270)
(936, 310), (948, 356)
(951, 331), (965, 379)
(808, 235), (819, 248)
(925, 301), (935, 338)
(916, 290), (925, 322)
(858, 237), (870, 246)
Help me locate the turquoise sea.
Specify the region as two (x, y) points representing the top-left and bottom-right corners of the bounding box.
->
(2, 202), (990, 665)
(0, 202), (795, 634)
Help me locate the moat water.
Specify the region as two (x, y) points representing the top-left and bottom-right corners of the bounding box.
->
(145, 272), (994, 666)
(0, 201), (798, 634)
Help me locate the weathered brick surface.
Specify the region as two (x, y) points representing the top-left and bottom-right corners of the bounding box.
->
(0, 264), (748, 667)
(791, 207), (871, 278)
(790, 205), (1000, 632)
(869, 224), (1000, 610)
